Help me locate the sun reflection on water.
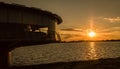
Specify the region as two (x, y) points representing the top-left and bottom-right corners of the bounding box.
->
(87, 42), (98, 60)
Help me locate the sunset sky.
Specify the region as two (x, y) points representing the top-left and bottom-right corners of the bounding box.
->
(1, 0), (120, 41)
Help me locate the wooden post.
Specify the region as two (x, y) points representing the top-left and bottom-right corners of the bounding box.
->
(0, 47), (10, 69)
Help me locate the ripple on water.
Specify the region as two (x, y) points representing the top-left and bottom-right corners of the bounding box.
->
(11, 42), (120, 66)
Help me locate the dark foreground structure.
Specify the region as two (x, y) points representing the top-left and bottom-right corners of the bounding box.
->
(0, 2), (62, 69)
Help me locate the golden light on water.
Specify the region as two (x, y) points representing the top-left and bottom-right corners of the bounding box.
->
(88, 42), (98, 60)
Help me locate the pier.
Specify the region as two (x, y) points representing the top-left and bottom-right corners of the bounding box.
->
(0, 2), (62, 69)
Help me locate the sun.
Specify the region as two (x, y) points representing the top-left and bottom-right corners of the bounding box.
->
(88, 31), (96, 38)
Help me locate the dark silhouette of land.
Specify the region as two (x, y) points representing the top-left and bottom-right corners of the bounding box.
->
(62, 39), (120, 43)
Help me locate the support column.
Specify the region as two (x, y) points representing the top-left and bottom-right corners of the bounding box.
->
(48, 22), (57, 41)
(0, 47), (11, 69)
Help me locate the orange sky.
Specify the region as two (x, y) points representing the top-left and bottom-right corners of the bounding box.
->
(1, 0), (120, 41)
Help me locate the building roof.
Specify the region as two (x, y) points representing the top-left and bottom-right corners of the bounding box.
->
(0, 2), (62, 24)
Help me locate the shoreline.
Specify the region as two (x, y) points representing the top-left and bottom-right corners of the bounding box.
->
(11, 57), (120, 69)
(61, 40), (120, 43)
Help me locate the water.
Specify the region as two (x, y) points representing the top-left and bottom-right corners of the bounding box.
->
(11, 41), (120, 66)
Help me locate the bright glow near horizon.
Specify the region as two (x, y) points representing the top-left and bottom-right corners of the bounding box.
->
(88, 31), (96, 38)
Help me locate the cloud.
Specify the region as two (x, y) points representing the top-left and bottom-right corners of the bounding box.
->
(95, 26), (120, 40)
(59, 28), (85, 41)
(101, 27), (120, 32)
(60, 28), (84, 36)
(59, 23), (120, 41)
(104, 17), (120, 23)
(61, 28), (82, 32)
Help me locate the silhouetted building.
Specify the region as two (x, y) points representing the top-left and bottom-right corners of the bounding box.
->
(0, 2), (62, 43)
(0, 2), (62, 68)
